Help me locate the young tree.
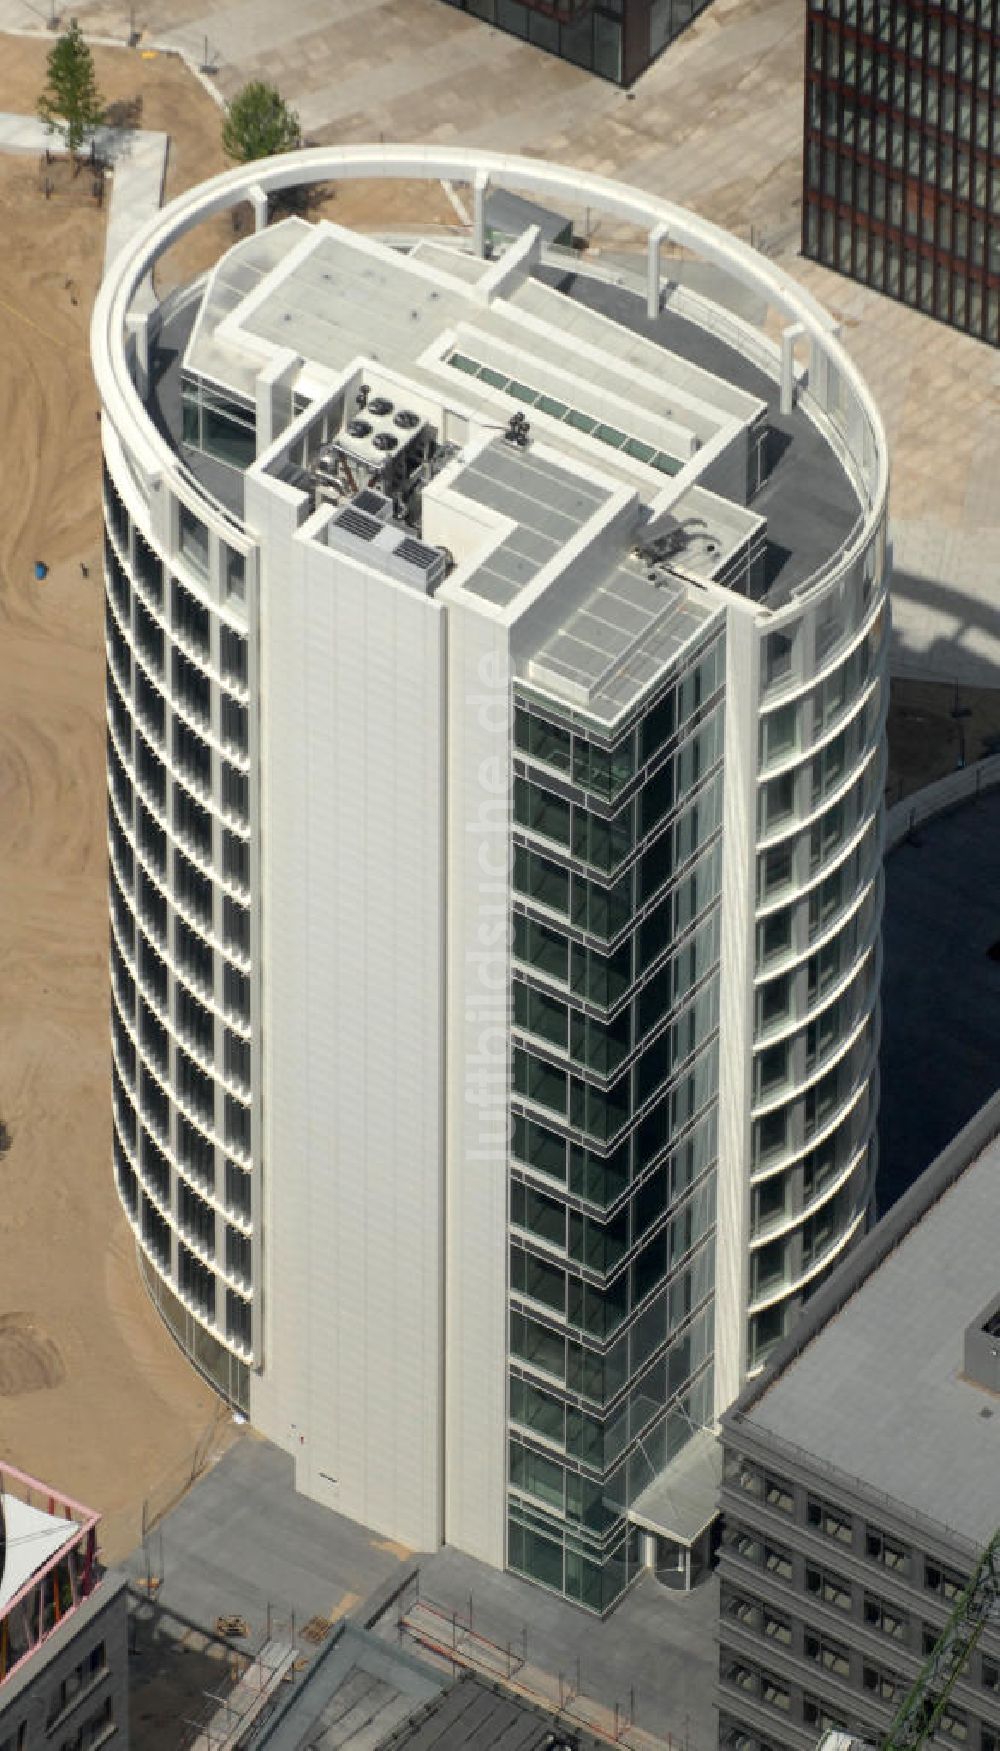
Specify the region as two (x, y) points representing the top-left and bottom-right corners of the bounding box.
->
(37, 19), (105, 156)
(222, 82), (300, 165)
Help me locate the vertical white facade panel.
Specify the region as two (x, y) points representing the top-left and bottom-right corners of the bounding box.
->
(443, 604), (510, 1570)
(254, 534), (447, 1553)
(714, 605), (758, 1413)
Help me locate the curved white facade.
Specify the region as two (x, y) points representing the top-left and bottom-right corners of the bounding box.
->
(93, 147), (889, 1605)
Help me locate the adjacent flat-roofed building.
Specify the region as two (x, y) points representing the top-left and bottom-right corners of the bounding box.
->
(0, 1466), (128, 1751)
(803, 1), (1000, 345)
(717, 1095), (1000, 1751)
(438, 0), (714, 86)
(93, 148), (888, 1613)
(246, 1620), (607, 1751)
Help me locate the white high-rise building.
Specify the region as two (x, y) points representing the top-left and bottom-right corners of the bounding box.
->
(94, 149), (889, 1613)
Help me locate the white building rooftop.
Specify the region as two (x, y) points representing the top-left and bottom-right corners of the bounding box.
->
(161, 213), (860, 725)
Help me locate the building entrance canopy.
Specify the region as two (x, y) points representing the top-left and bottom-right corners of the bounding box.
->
(628, 1425), (721, 1546)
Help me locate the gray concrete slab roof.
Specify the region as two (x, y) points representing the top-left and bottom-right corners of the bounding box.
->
(742, 1128), (1000, 1551)
(250, 1624), (444, 1751)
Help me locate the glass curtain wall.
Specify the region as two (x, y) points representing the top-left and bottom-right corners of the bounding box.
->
(803, 0), (1000, 345)
(437, 0), (714, 86)
(507, 629), (725, 1613)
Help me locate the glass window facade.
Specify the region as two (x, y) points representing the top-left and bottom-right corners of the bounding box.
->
(803, 1), (1000, 345)
(507, 631), (725, 1612)
(718, 1431), (1000, 1751)
(437, 0), (714, 86)
(103, 461), (256, 1410)
(181, 374), (257, 470)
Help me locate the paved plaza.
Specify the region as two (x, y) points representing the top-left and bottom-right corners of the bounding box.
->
(124, 1437), (719, 1751)
(2, 0), (997, 687)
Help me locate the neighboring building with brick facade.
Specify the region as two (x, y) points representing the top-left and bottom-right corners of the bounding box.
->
(802, 0), (1000, 345)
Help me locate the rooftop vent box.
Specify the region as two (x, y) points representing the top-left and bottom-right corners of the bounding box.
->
(964, 1293), (1000, 1395)
(325, 495), (448, 595)
(351, 488), (394, 522)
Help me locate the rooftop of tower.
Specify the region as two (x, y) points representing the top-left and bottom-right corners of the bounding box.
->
(146, 214), (862, 725)
(96, 151), (886, 732)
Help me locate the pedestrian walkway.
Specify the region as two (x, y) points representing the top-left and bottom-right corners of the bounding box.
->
(98, 122), (167, 271)
(0, 107), (167, 270)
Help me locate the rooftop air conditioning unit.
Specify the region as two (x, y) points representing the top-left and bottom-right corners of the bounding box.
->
(350, 488), (394, 522)
(389, 535), (448, 592)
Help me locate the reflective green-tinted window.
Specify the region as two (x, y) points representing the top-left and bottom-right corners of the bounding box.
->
(178, 503), (210, 579)
(574, 870), (633, 940)
(640, 829), (675, 908)
(633, 1162), (668, 1240)
(641, 688), (676, 767)
(568, 1138), (629, 1208)
(510, 1308), (565, 1377)
(565, 1472), (615, 1537)
(761, 702), (798, 765)
(514, 778), (571, 847)
(568, 1205), (628, 1274)
(566, 1404), (604, 1465)
(182, 389), (199, 446)
(515, 707), (572, 773)
(567, 1270), (628, 1339)
(511, 1242), (565, 1313)
(514, 846), (570, 915)
(507, 1515), (564, 1591)
(509, 1376), (565, 1443)
(511, 1114), (567, 1182)
(640, 760), (675, 836)
(569, 1006), (631, 1075)
(203, 405), (256, 469)
(624, 437), (655, 465)
(509, 1440), (564, 1513)
(512, 1183), (565, 1248)
(634, 1229), (668, 1305)
(513, 980), (568, 1050)
(512, 1047), (567, 1115)
(573, 803), (633, 873)
(566, 1341), (607, 1405)
(513, 913), (569, 982)
(570, 1074), (630, 1143)
(572, 735), (636, 800)
(570, 938), (632, 1007)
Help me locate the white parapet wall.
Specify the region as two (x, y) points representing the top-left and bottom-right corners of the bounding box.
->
(885, 754), (1000, 852)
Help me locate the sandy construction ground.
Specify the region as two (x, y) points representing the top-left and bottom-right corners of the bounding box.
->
(0, 40), (239, 1565)
(0, 38), (478, 1564)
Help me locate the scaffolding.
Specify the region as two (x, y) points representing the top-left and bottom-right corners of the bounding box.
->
(390, 1578), (646, 1747)
(182, 1638), (297, 1751)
